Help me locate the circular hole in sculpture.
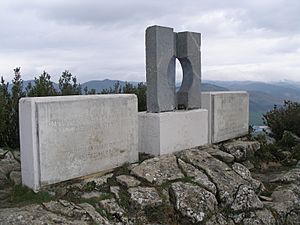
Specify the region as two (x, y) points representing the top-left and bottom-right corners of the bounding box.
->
(175, 58), (183, 93)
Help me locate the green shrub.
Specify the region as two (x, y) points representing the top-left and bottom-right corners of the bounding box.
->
(263, 101), (300, 141)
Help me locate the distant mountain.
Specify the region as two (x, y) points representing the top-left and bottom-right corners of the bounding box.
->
(207, 80), (300, 102)
(201, 83), (229, 91)
(176, 82), (228, 92)
(81, 79), (139, 93)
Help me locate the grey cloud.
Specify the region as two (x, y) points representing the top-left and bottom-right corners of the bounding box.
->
(0, 0), (300, 82)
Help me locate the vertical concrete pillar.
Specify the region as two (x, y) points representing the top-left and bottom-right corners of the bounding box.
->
(146, 26), (176, 112)
(176, 32), (202, 109)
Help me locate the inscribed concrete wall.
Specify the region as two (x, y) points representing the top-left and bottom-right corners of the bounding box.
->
(138, 109), (208, 156)
(19, 95), (138, 192)
(201, 91), (249, 143)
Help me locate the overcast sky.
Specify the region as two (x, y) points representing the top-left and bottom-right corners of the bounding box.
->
(0, 0), (300, 83)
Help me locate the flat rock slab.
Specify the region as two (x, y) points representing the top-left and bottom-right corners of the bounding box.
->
(128, 186), (163, 209)
(230, 185), (264, 212)
(116, 175), (141, 187)
(178, 159), (216, 194)
(0, 201), (109, 225)
(170, 182), (218, 223)
(131, 154), (184, 185)
(204, 146), (235, 163)
(232, 163), (263, 192)
(177, 149), (249, 205)
(222, 141), (260, 162)
(270, 168), (300, 184)
(229, 208), (276, 225)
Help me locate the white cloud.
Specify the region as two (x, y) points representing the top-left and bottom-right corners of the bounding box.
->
(0, 0), (299, 83)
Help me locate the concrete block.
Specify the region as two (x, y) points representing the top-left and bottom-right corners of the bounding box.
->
(176, 32), (202, 109)
(138, 109), (208, 156)
(201, 91), (249, 143)
(19, 95), (138, 192)
(146, 25), (176, 112)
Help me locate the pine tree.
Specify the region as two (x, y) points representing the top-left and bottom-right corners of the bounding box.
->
(26, 71), (57, 97)
(0, 77), (11, 146)
(58, 70), (81, 95)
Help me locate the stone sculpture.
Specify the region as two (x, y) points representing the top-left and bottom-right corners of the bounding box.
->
(146, 25), (201, 112)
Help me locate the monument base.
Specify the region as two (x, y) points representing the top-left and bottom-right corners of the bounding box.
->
(138, 109), (208, 156)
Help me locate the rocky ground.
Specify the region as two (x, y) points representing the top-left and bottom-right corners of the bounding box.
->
(0, 139), (299, 225)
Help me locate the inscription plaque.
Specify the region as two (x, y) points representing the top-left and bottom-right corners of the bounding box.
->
(19, 95), (138, 191)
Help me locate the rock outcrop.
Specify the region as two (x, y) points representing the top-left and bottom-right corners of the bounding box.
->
(0, 140), (299, 224)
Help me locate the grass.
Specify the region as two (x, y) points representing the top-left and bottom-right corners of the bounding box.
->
(9, 185), (54, 205)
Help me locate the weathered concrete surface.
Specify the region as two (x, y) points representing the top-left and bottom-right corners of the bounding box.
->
(176, 32), (202, 109)
(146, 25), (202, 111)
(19, 95), (138, 191)
(201, 91), (249, 143)
(138, 109), (208, 155)
(146, 25), (176, 112)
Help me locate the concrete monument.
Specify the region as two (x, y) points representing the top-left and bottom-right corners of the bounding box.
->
(201, 91), (249, 143)
(146, 25), (202, 112)
(19, 95), (138, 191)
(140, 25), (208, 155)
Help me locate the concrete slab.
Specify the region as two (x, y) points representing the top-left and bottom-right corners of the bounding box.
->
(201, 91), (249, 143)
(138, 109), (208, 156)
(19, 95), (138, 191)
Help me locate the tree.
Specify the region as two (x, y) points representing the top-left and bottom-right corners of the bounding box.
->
(9, 68), (25, 147)
(58, 70), (81, 95)
(135, 82), (147, 111)
(122, 82), (147, 111)
(263, 100), (300, 140)
(26, 71), (57, 97)
(83, 86), (97, 95)
(0, 77), (11, 146)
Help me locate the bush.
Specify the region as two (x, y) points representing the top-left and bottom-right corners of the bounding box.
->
(263, 101), (300, 141)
